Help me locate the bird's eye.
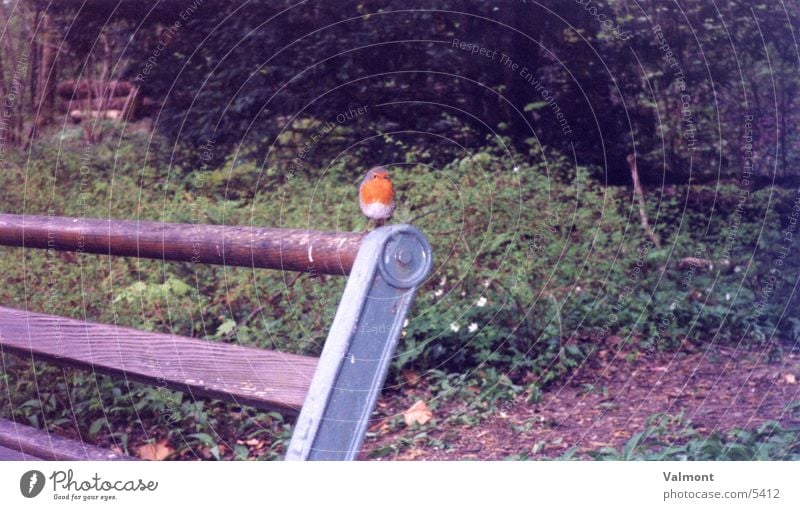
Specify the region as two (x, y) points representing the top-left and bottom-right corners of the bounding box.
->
(373, 175), (378, 179)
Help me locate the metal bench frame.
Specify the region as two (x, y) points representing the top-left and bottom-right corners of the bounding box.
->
(0, 214), (432, 461)
(287, 224), (431, 460)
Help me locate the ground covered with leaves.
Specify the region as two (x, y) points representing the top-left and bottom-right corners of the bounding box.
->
(362, 345), (800, 460)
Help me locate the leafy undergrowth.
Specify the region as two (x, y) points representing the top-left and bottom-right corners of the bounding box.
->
(0, 355), (293, 460)
(1, 131), (798, 459)
(580, 413), (800, 461)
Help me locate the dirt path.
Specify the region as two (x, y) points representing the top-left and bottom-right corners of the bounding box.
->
(362, 346), (800, 460)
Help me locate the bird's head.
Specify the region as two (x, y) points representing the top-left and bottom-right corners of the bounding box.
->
(363, 166), (391, 184)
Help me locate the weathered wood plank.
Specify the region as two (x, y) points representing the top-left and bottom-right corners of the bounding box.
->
(0, 213), (364, 276)
(0, 443), (41, 460)
(0, 306), (316, 413)
(0, 418), (130, 460)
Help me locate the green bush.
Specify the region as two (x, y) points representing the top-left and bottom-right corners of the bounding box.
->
(0, 131), (796, 457)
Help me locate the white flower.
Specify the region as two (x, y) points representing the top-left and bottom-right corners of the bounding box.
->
(434, 288), (444, 297)
(575, 286), (582, 292)
(669, 301), (677, 311)
(439, 276), (447, 286)
(725, 293), (731, 301)
(483, 279), (491, 288)
(468, 322), (478, 333)
(403, 318), (409, 328)
(450, 322), (460, 333)
(476, 296), (488, 307)
(513, 166), (520, 173)
(734, 266), (742, 273)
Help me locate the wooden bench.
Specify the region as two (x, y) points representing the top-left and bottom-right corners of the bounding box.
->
(0, 213), (432, 460)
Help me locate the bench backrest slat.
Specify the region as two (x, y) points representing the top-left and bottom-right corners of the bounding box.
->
(0, 306), (317, 413)
(0, 417), (131, 460)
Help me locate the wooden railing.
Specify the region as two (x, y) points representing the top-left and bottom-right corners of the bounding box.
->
(0, 213), (432, 461)
(0, 213), (364, 275)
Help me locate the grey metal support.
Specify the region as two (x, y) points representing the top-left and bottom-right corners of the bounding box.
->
(285, 224), (432, 460)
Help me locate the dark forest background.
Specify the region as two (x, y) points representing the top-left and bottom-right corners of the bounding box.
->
(3, 0), (798, 184)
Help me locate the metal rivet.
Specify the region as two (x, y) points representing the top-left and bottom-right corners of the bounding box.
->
(396, 249), (412, 266)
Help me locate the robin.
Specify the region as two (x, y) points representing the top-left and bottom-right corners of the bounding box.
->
(359, 166), (395, 228)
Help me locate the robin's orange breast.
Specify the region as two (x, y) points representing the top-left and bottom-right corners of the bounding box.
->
(360, 178), (394, 205)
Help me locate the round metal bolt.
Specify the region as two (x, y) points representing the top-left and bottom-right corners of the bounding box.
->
(396, 249), (413, 266)
(379, 228), (432, 289)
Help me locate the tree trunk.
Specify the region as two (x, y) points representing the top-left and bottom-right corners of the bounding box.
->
(0, 1), (20, 145)
(28, 8), (40, 123)
(497, 2), (543, 139)
(33, 11), (57, 136)
(627, 154), (660, 248)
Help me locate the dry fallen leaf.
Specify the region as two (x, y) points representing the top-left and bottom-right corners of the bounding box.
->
(784, 373), (797, 384)
(398, 447), (427, 460)
(403, 399), (433, 426)
(368, 418), (390, 434)
(402, 369), (421, 387)
(242, 438), (264, 448)
(137, 440), (173, 461)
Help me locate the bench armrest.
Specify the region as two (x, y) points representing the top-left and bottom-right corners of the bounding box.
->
(286, 224), (432, 460)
